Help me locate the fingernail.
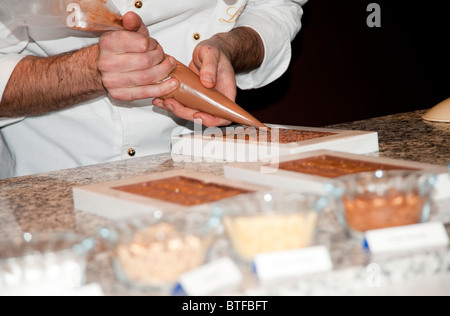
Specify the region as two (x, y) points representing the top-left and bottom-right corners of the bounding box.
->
(166, 102), (174, 112)
(168, 56), (177, 68)
(153, 99), (163, 107)
(169, 79), (178, 90)
(203, 74), (214, 84)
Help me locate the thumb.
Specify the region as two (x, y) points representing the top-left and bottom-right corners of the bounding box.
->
(122, 12), (149, 36)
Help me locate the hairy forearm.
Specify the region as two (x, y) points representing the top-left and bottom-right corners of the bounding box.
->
(0, 45), (105, 117)
(211, 27), (265, 73)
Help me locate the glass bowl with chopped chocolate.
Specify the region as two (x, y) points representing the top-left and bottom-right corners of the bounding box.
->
(325, 170), (437, 239)
(98, 208), (222, 292)
(211, 191), (329, 263)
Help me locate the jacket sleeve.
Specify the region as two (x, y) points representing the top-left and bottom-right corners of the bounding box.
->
(0, 10), (29, 125)
(235, 0), (307, 90)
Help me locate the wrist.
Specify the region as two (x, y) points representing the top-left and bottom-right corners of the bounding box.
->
(72, 44), (106, 95)
(209, 27), (265, 73)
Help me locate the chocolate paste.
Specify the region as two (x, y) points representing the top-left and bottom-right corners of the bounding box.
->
(162, 61), (266, 128)
(279, 155), (418, 178)
(70, 0), (124, 31)
(343, 191), (425, 232)
(222, 128), (336, 144)
(113, 176), (250, 206)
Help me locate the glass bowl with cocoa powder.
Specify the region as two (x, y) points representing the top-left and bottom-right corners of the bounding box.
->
(98, 208), (221, 292)
(325, 170), (437, 239)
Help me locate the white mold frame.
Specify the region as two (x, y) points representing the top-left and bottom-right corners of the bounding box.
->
(171, 124), (380, 163)
(72, 170), (270, 220)
(223, 150), (450, 200)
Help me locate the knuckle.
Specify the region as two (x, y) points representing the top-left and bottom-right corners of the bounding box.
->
(155, 44), (164, 54)
(109, 89), (135, 102)
(126, 76), (139, 88)
(148, 38), (159, 50)
(97, 58), (112, 72)
(137, 37), (149, 52)
(138, 71), (155, 85)
(101, 76), (115, 89)
(139, 54), (154, 69)
(152, 45), (165, 62)
(98, 35), (109, 49)
(108, 90), (122, 100)
(99, 31), (121, 49)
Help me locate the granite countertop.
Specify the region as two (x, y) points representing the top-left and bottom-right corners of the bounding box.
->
(328, 110), (450, 166)
(1, 109), (450, 296)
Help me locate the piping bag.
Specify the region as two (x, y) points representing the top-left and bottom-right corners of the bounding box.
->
(0, 0), (124, 30)
(0, 0), (266, 128)
(160, 59), (266, 128)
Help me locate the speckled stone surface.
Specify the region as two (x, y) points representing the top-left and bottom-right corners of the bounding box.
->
(1, 110), (450, 296)
(328, 110), (450, 166)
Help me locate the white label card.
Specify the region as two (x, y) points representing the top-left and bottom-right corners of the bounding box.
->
(253, 246), (333, 282)
(364, 222), (450, 255)
(0, 282), (104, 296)
(177, 257), (243, 296)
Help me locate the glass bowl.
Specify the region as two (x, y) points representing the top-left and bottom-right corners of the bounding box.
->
(325, 170), (437, 239)
(212, 191), (329, 262)
(98, 208), (221, 292)
(0, 232), (95, 295)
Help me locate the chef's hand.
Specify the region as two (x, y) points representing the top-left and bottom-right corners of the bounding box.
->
(152, 40), (234, 127)
(98, 12), (179, 102)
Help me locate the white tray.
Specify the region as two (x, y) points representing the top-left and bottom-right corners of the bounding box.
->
(73, 170), (270, 220)
(224, 150), (450, 200)
(171, 124), (379, 163)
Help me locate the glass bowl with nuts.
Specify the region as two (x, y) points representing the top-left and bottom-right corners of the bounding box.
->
(98, 208), (221, 292)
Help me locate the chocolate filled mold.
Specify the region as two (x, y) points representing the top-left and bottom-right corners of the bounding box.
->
(279, 155), (419, 178)
(222, 128), (337, 144)
(113, 176), (251, 206)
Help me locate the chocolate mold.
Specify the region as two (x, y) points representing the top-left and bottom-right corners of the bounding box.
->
(72, 170), (269, 220)
(171, 124), (380, 162)
(224, 150), (450, 199)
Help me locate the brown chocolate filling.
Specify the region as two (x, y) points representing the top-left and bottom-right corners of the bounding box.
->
(279, 155), (418, 178)
(343, 190), (425, 232)
(221, 128), (337, 144)
(69, 0), (124, 31)
(113, 176), (250, 206)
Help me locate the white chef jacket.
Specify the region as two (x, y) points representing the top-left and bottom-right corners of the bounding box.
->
(0, 0), (306, 179)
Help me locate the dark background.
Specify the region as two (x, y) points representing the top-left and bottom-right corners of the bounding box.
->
(237, 0), (449, 127)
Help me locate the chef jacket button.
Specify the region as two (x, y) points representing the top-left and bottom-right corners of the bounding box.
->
(128, 148), (136, 157)
(193, 33), (201, 41)
(134, 1), (143, 9)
